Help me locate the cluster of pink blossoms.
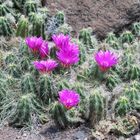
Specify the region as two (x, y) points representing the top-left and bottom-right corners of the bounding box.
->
(53, 34), (80, 68)
(26, 34), (80, 74)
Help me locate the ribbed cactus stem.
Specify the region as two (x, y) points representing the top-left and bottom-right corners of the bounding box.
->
(0, 16), (13, 36)
(115, 96), (130, 116)
(21, 73), (36, 94)
(24, 0), (37, 16)
(55, 11), (65, 25)
(79, 28), (93, 49)
(0, 3), (11, 16)
(16, 16), (29, 38)
(29, 13), (45, 38)
(105, 32), (118, 43)
(51, 101), (69, 129)
(89, 90), (105, 127)
(39, 74), (55, 104)
(120, 31), (134, 43)
(133, 22), (140, 36)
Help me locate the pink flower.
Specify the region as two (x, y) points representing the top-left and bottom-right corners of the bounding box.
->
(52, 34), (70, 50)
(26, 37), (43, 53)
(56, 43), (80, 68)
(39, 42), (49, 58)
(59, 89), (80, 109)
(33, 59), (58, 74)
(95, 50), (118, 72)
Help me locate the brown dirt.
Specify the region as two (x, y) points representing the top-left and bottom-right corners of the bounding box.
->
(46, 0), (140, 39)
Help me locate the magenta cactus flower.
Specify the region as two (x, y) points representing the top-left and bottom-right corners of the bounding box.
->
(95, 50), (118, 72)
(26, 36), (43, 53)
(56, 43), (80, 68)
(33, 59), (58, 74)
(39, 42), (49, 58)
(52, 34), (70, 50)
(59, 89), (80, 109)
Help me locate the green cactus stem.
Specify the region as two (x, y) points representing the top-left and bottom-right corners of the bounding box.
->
(133, 22), (140, 36)
(89, 90), (105, 127)
(120, 31), (134, 43)
(115, 96), (130, 117)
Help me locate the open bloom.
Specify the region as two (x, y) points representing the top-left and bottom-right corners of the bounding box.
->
(39, 42), (49, 58)
(26, 36), (43, 53)
(52, 34), (70, 50)
(33, 59), (58, 73)
(95, 50), (118, 72)
(59, 89), (80, 109)
(56, 43), (80, 67)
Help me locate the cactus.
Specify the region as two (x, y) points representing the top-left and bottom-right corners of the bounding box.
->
(24, 0), (37, 16)
(50, 101), (69, 129)
(0, 3), (12, 16)
(89, 90), (105, 127)
(124, 64), (140, 80)
(79, 28), (93, 49)
(122, 52), (134, 67)
(29, 13), (45, 38)
(21, 73), (36, 94)
(133, 22), (140, 36)
(16, 16), (29, 38)
(105, 32), (118, 43)
(120, 31), (134, 43)
(124, 86), (139, 107)
(12, 0), (26, 10)
(7, 63), (21, 78)
(4, 52), (18, 65)
(105, 72), (122, 90)
(115, 96), (130, 116)
(20, 56), (31, 71)
(54, 11), (65, 25)
(108, 40), (120, 50)
(0, 16), (14, 36)
(39, 74), (55, 104)
(9, 93), (44, 127)
(57, 23), (72, 35)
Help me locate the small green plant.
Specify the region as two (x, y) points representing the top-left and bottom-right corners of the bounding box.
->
(89, 89), (105, 127)
(120, 31), (134, 43)
(105, 32), (118, 43)
(115, 96), (130, 116)
(16, 16), (29, 38)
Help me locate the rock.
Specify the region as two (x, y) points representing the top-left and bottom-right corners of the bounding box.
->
(47, 0), (140, 39)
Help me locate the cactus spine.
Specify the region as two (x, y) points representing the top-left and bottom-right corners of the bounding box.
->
(50, 101), (69, 129)
(89, 90), (105, 127)
(16, 16), (29, 38)
(21, 73), (36, 94)
(115, 96), (130, 116)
